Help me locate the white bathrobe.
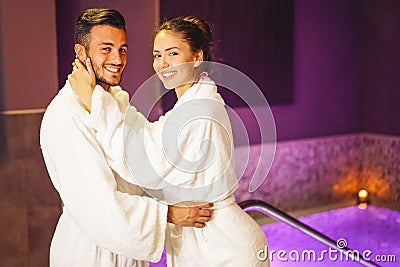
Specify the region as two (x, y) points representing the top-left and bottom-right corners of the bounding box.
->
(87, 78), (269, 267)
(40, 81), (168, 267)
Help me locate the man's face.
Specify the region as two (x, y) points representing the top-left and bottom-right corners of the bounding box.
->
(86, 25), (128, 89)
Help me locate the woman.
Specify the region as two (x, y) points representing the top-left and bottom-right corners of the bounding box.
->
(70, 16), (269, 267)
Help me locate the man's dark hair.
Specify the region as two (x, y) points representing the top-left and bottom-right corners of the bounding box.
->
(75, 8), (126, 49)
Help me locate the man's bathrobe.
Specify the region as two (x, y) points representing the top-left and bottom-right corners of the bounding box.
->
(40, 81), (167, 267)
(87, 78), (269, 267)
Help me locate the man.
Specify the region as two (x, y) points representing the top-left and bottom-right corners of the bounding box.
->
(40, 8), (212, 266)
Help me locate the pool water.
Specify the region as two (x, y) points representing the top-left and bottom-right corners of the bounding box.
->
(150, 205), (400, 266)
(262, 205), (400, 266)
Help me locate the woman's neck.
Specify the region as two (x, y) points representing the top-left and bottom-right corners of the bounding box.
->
(175, 78), (199, 99)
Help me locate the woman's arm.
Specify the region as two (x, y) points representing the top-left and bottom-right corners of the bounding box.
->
(84, 87), (237, 204)
(69, 61), (235, 203)
(68, 58), (96, 112)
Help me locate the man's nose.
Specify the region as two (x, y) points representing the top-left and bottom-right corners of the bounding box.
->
(110, 50), (123, 64)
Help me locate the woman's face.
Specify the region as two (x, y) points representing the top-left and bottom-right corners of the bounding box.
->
(153, 30), (201, 94)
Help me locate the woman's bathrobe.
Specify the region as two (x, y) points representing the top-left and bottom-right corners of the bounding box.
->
(87, 78), (269, 267)
(40, 81), (168, 267)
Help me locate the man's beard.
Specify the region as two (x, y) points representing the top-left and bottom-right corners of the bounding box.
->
(95, 74), (122, 87)
(92, 63), (123, 87)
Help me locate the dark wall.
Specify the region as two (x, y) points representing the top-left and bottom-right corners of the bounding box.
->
(55, 0), (80, 88)
(0, 1), (7, 161)
(361, 0), (400, 136)
(159, 0), (294, 110)
(0, 0), (58, 111)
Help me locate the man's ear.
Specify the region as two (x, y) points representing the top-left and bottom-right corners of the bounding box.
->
(194, 50), (204, 68)
(74, 44), (87, 63)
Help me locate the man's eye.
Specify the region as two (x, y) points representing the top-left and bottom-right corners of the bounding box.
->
(120, 48), (127, 54)
(102, 47), (111, 52)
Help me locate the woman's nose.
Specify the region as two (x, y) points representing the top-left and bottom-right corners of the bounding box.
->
(159, 57), (169, 69)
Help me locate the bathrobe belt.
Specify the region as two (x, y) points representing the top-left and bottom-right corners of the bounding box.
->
(211, 195), (236, 210)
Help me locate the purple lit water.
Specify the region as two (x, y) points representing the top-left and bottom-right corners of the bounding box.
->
(150, 205), (400, 266)
(262, 205), (400, 266)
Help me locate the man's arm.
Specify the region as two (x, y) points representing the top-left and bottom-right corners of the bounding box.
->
(41, 106), (168, 261)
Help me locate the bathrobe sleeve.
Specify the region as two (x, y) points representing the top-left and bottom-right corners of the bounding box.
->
(40, 96), (167, 261)
(84, 85), (148, 185)
(86, 86), (238, 203)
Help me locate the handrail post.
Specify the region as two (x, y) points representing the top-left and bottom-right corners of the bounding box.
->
(239, 200), (380, 267)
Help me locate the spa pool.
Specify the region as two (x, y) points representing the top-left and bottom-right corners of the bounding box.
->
(150, 205), (400, 266)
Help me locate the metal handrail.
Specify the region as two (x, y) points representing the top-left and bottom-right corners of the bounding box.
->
(239, 199), (380, 267)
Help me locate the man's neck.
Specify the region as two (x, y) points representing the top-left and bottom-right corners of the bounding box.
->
(97, 82), (110, 92)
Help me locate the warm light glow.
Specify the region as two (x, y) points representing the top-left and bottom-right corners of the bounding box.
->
(358, 202), (368, 210)
(357, 189), (370, 207)
(358, 189), (369, 199)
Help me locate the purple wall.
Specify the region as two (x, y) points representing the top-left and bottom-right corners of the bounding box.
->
(270, 0), (363, 141)
(53, 0), (400, 142)
(156, 0), (368, 143)
(3, 0), (395, 140)
(271, 0), (400, 141)
(362, 0), (400, 136)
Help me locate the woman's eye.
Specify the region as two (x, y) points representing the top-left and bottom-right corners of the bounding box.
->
(169, 52), (178, 56)
(153, 54), (161, 58)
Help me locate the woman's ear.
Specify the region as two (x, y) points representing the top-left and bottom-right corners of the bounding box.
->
(74, 44), (87, 63)
(194, 50), (204, 68)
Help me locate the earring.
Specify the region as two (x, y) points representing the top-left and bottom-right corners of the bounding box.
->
(199, 72), (208, 79)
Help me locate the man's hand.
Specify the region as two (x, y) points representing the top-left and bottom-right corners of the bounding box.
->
(167, 202), (213, 228)
(68, 58), (96, 112)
